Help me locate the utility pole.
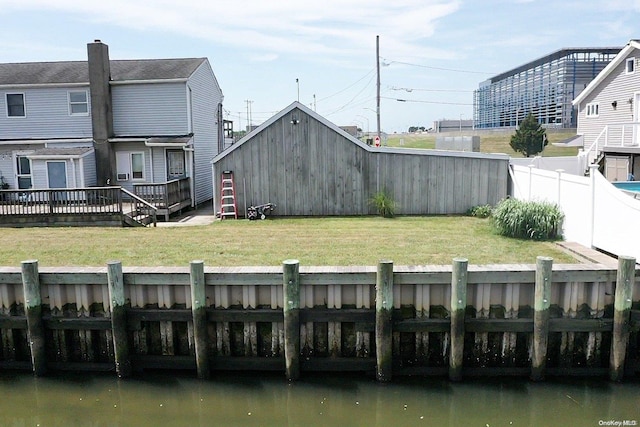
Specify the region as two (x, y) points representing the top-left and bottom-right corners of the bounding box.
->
(245, 100), (253, 132)
(376, 35), (381, 139)
(313, 94), (316, 111)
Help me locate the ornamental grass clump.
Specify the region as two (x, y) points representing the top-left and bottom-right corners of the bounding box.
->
(492, 198), (563, 240)
(370, 190), (397, 218)
(467, 204), (493, 218)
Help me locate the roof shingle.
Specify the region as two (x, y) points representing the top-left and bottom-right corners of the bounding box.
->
(0, 58), (206, 86)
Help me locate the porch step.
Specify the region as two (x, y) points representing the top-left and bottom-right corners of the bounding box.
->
(122, 213), (153, 227)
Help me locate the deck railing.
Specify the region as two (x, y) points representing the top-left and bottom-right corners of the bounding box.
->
(0, 187), (122, 215)
(582, 122), (640, 165)
(133, 177), (190, 209)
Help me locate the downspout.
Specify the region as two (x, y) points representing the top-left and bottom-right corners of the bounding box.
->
(149, 147), (154, 182)
(184, 147), (195, 207)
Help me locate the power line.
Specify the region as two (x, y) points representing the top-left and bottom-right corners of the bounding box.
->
(381, 58), (494, 75)
(316, 68), (375, 103)
(389, 86), (474, 93)
(323, 73), (376, 116)
(381, 96), (473, 106)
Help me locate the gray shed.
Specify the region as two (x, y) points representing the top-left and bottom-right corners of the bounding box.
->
(212, 102), (509, 217)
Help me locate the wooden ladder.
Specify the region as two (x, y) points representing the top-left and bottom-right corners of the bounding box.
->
(220, 170), (238, 219)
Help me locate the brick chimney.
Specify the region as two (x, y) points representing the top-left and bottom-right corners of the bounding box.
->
(87, 40), (115, 186)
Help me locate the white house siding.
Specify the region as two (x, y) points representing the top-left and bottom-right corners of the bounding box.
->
(112, 142), (152, 193)
(188, 60), (223, 205)
(112, 83), (189, 136)
(577, 51), (640, 150)
(0, 86), (93, 139)
(151, 147), (167, 182)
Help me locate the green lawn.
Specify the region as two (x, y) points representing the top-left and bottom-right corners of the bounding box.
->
(2, 217), (577, 267)
(380, 130), (579, 157)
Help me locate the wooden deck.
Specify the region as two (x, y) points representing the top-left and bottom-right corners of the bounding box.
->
(134, 178), (191, 221)
(0, 182), (192, 227)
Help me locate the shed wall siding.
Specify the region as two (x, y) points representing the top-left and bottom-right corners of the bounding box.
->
(0, 87), (93, 139)
(112, 83), (189, 136)
(578, 50), (640, 149)
(188, 60), (223, 204)
(214, 107), (508, 216)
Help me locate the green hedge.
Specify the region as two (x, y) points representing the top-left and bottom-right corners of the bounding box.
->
(492, 198), (563, 240)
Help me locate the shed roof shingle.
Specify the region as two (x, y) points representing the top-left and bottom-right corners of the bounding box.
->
(0, 58), (206, 86)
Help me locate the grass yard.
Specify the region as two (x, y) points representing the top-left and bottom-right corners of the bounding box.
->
(1, 216), (577, 267)
(381, 130), (579, 157)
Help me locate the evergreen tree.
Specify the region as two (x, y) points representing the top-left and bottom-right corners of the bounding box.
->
(510, 113), (547, 157)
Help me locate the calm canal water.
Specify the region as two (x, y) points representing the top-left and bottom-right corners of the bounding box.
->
(0, 372), (637, 427)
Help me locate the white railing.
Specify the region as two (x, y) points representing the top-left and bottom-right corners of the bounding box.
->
(581, 122), (640, 165)
(511, 164), (640, 261)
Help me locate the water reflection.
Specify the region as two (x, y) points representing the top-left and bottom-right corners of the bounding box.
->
(0, 372), (637, 427)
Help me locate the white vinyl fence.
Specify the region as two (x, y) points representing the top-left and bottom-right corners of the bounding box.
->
(509, 155), (587, 176)
(510, 164), (640, 260)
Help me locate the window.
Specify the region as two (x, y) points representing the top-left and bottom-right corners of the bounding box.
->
(116, 151), (145, 181)
(166, 150), (185, 179)
(16, 155), (32, 189)
(586, 102), (599, 118)
(626, 58), (635, 74)
(131, 153), (144, 179)
(68, 91), (89, 115)
(6, 93), (25, 117)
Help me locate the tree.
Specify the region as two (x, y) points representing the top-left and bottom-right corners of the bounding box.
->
(510, 113), (547, 157)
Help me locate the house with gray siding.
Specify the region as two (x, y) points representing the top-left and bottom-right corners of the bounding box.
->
(212, 102), (509, 217)
(0, 40), (224, 213)
(573, 39), (640, 181)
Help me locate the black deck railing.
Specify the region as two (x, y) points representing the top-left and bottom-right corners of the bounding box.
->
(0, 187), (122, 215)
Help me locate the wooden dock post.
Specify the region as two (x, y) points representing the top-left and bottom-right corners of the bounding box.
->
(449, 258), (468, 381)
(376, 260), (393, 382)
(610, 255), (635, 382)
(107, 261), (131, 378)
(21, 260), (46, 376)
(531, 256), (553, 381)
(190, 260), (210, 379)
(283, 259), (300, 381)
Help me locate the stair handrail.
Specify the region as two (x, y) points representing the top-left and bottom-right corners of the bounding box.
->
(120, 187), (158, 227)
(581, 126), (608, 163)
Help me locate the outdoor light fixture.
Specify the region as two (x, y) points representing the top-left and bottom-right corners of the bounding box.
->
(290, 116), (299, 125)
(612, 100), (617, 109)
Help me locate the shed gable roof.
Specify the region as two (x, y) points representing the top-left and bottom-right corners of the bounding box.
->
(572, 40), (640, 106)
(212, 101), (509, 164)
(0, 58), (207, 86)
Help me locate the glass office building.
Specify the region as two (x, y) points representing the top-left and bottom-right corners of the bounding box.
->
(473, 48), (620, 129)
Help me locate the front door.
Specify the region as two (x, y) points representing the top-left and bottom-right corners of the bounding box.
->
(47, 161), (67, 202)
(47, 161), (67, 188)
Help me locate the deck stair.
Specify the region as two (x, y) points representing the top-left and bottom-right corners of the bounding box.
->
(219, 170), (238, 219)
(121, 188), (158, 227)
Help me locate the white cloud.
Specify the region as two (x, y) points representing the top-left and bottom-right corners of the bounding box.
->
(0, 0), (461, 63)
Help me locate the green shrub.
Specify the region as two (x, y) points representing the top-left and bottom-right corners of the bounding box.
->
(492, 198), (563, 240)
(369, 190), (397, 218)
(467, 204), (493, 218)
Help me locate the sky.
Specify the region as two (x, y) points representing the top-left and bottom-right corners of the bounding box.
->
(0, 0), (638, 133)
